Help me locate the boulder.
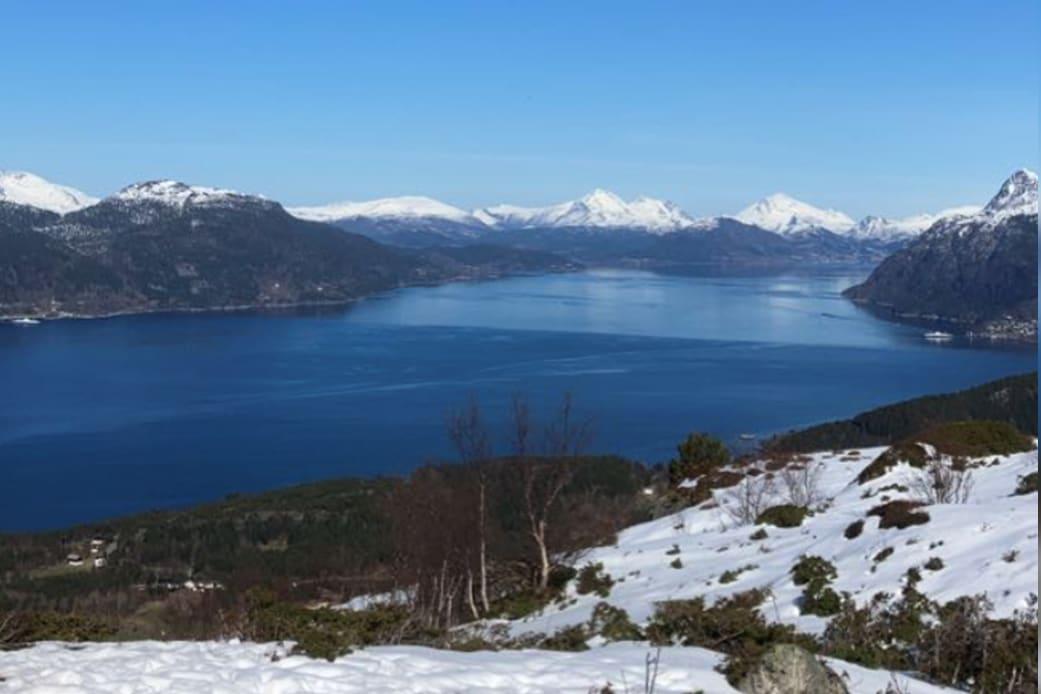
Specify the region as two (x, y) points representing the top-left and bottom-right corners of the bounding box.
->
(737, 644), (848, 694)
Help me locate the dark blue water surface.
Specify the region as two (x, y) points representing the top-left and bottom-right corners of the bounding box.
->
(0, 269), (1034, 530)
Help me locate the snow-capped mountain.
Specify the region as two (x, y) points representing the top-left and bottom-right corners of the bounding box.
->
(846, 206), (981, 243)
(845, 169), (1039, 331)
(476, 189), (696, 233)
(734, 193), (855, 235)
(289, 196), (484, 227)
(980, 168), (1037, 220)
(0, 170), (98, 214)
(111, 180), (265, 209)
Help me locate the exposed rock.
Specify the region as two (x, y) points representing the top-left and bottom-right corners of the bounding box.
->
(737, 644), (848, 694)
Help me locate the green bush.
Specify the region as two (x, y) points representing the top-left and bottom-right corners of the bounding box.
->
(791, 556), (837, 586)
(538, 624), (590, 651)
(755, 504), (809, 528)
(245, 591), (412, 661)
(917, 420), (1035, 458)
(923, 557), (945, 571)
(646, 589), (816, 685)
(668, 433), (731, 487)
(801, 581), (842, 616)
(589, 602), (642, 641)
(719, 564), (757, 585)
(575, 563), (614, 598)
(670, 557), (683, 569)
(867, 500), (930, 529)
(3, 611), (117, 643)
(749, 528), (769, 541)
(857, 443), (929, 484)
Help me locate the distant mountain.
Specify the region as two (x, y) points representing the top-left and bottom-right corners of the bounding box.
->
(475, 189), (696, 233)
(843, 169), (1038, 340)
(0, 171), (98, 214)
(846, 206), (981, 244)
(288, 196), (488, 246)
(734, 193), (855, 235)
(0, 179), (576, 319)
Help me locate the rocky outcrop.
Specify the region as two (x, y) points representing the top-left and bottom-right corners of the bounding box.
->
(737, 644), (848, 694)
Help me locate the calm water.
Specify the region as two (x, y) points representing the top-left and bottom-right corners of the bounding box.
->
(0, 269), (1034, 531)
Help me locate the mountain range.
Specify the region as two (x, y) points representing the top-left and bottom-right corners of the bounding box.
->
(3, 168), (989, 252)
(289, 185), (983, 250)
(1, 168), (1035, 336)
(0, 178), (575, 320)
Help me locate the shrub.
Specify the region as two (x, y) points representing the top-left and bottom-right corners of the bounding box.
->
(791, 556), (837, 586)
(749, 528), (769, 541)
(755, 504), (808, 528)
(1, 611), (117, 643)
(867, 500), (930, 529)
(646, 589), (816, 685)
(910, 459), (974, 504)
(589, 602), (642, 641)
(575, 563), (614, 597)
(539, 624), (589, 651)
(719, 564), (757, 585)
(857, 443), (929, 484)
(668, 433), (731, 487)
(1014, 471), (1038, 495)
(801, 581), (842, 617)
(244, 590), (412, 661)
(844, 520), (864, 539)
(917, 420), (1035, 458)
(873, 547), (894, 563)
(665, 544), (681, 556)
(923, 557), (944, 571)
(546, 565), (578, 592)
(670, 557), (683, 569)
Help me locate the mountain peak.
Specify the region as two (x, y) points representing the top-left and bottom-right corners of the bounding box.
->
(0, 170), (98, 214)
(983, 168), (1038, 218)
(478, 190), (695, 233)
(734, 193), (855, 235)
(112, 180), (257, 208)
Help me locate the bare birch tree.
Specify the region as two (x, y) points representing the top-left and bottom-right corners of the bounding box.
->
(447, 396), (492, 616)
(510, 393), (592, 590)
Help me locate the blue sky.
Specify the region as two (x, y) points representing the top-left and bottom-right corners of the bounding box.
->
(3, 1), (1037, 217)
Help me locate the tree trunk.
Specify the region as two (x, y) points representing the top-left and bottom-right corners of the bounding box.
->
(533, 520), (551, 590)
(465, 569), (479, 621)
(478, 482), (490, 613)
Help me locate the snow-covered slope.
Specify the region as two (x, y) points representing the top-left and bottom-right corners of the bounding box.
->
(734, 193), (855, 235)
(289, 196), (484, 227)
(0, 170), (98, 214)
(0, 638), (955, 693)
(477, 189), (696, 233)
(507, 446), (1037, 638)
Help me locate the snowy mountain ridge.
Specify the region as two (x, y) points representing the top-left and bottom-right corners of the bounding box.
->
(733, 192), (856, 235)
(111, 180), (265, 209)
(288, 195), (484, 226)
(0, 170), (98, 214)
(475, 189), (697, 233)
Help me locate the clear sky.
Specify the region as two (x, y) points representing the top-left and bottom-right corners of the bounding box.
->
(3, 0), (1037, 217)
